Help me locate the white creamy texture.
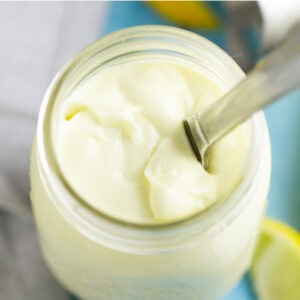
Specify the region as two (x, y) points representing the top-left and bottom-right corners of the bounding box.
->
(56, 62), (245, 224)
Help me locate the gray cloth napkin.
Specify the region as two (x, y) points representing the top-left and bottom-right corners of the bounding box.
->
(0, 2), (107, 299)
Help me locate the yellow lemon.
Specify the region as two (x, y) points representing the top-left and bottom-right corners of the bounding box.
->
(251, 218), (300, 300)
(149, 1), (219, 29)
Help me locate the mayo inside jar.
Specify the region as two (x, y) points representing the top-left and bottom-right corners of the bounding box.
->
(56, 61), (245, 224)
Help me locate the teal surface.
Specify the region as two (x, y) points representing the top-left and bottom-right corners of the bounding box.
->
(76, 1), (300, 299)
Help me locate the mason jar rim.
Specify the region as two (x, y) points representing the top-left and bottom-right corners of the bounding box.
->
(36, 25), (269, 254)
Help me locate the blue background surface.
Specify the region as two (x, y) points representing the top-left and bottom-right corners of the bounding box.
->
(74, 2), (300, 300)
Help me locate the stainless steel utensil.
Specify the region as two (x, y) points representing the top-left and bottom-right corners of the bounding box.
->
(184, 23), (300, 169)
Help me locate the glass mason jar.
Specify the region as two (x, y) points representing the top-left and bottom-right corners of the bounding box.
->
(30, 26), (271, 300)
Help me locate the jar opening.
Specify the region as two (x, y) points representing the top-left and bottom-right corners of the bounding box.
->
(37, 25), (269, 253)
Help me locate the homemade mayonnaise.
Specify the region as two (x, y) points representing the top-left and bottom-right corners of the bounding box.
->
(56, 61), (245, 224)
(30, 26), (271, 300)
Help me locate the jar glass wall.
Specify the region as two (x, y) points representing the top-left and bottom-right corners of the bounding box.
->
(30, 26), (271, 300)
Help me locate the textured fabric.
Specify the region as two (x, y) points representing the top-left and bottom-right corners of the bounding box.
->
(0, 2), (106, 299)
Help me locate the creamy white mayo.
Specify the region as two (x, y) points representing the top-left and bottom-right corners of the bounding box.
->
(55, 61), (245, 223)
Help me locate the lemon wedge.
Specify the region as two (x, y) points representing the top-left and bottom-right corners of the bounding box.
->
(251, 218), (300, 300)
(149, 1), (219, 29)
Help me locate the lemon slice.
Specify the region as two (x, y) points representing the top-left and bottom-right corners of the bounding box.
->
(149, 1), (219, 29)
(251, 218), (300, 300)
